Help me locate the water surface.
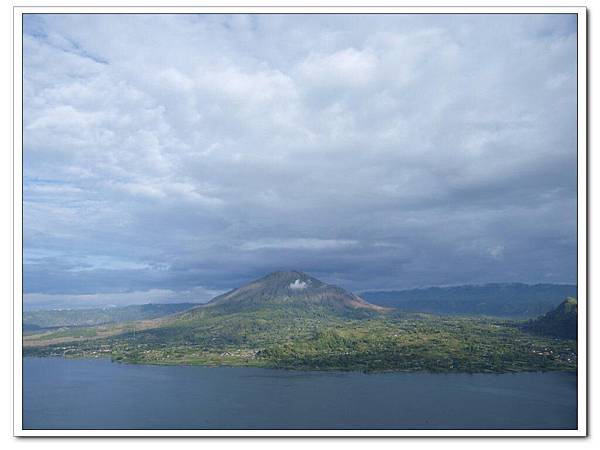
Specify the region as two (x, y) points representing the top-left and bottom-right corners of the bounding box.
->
(23, 357), (577, 430)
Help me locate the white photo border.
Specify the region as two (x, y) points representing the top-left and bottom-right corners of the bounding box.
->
(12, 3), (588, 437)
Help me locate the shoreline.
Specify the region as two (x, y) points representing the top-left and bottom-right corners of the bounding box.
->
(21, 355), (578, 375)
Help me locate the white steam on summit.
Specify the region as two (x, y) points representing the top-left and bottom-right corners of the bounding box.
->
(289, 279), (308, 290)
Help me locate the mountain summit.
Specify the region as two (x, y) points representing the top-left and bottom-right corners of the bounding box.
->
(203, 270), (386, 315)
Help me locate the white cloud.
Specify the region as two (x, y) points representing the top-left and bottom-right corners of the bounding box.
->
(22, 14), (577, 303)
(240, 238), (358, 251)
(289, 279), (308, 290)
(297, 47), (378, 87)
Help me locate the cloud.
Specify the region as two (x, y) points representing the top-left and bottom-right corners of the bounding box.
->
(297, 47), (378, 88)
(22, 14), (577, 307)
(240, 238), (358, 251)
(488, 245), (505, 260)
(23, 286), (223, 310)
(289, 280), (308, 290)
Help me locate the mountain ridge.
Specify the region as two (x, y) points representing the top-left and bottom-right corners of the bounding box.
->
(361, 283), (577, 318)
(192, 270), (387, 316)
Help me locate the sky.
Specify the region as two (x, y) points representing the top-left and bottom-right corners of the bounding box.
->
(22, 13), (578, 309)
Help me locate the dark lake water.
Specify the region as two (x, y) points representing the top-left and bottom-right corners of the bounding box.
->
(23, 357), (577, 430)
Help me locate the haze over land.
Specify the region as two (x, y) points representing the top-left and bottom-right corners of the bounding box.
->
(23, 14), (577, 309)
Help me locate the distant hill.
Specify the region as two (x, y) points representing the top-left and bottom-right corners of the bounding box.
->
(361, 283), (577, 318)
(523, 298), (578, 339)
(24, 303), (199, 329)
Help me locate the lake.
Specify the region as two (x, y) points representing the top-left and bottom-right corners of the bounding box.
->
(23, 357), (577, 430)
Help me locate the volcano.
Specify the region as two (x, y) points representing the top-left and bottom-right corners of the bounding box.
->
(200, 270), (385, 315)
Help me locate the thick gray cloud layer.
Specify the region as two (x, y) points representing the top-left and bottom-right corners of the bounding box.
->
(23, 14), (577, 308)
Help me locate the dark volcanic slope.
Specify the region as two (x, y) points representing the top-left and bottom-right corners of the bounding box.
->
(200, 270), (386, 315)
(524, 297), (578, 339)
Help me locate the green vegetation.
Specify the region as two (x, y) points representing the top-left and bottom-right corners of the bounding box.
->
(24, 309), (577, 373)
(23, 272), (578, 374)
